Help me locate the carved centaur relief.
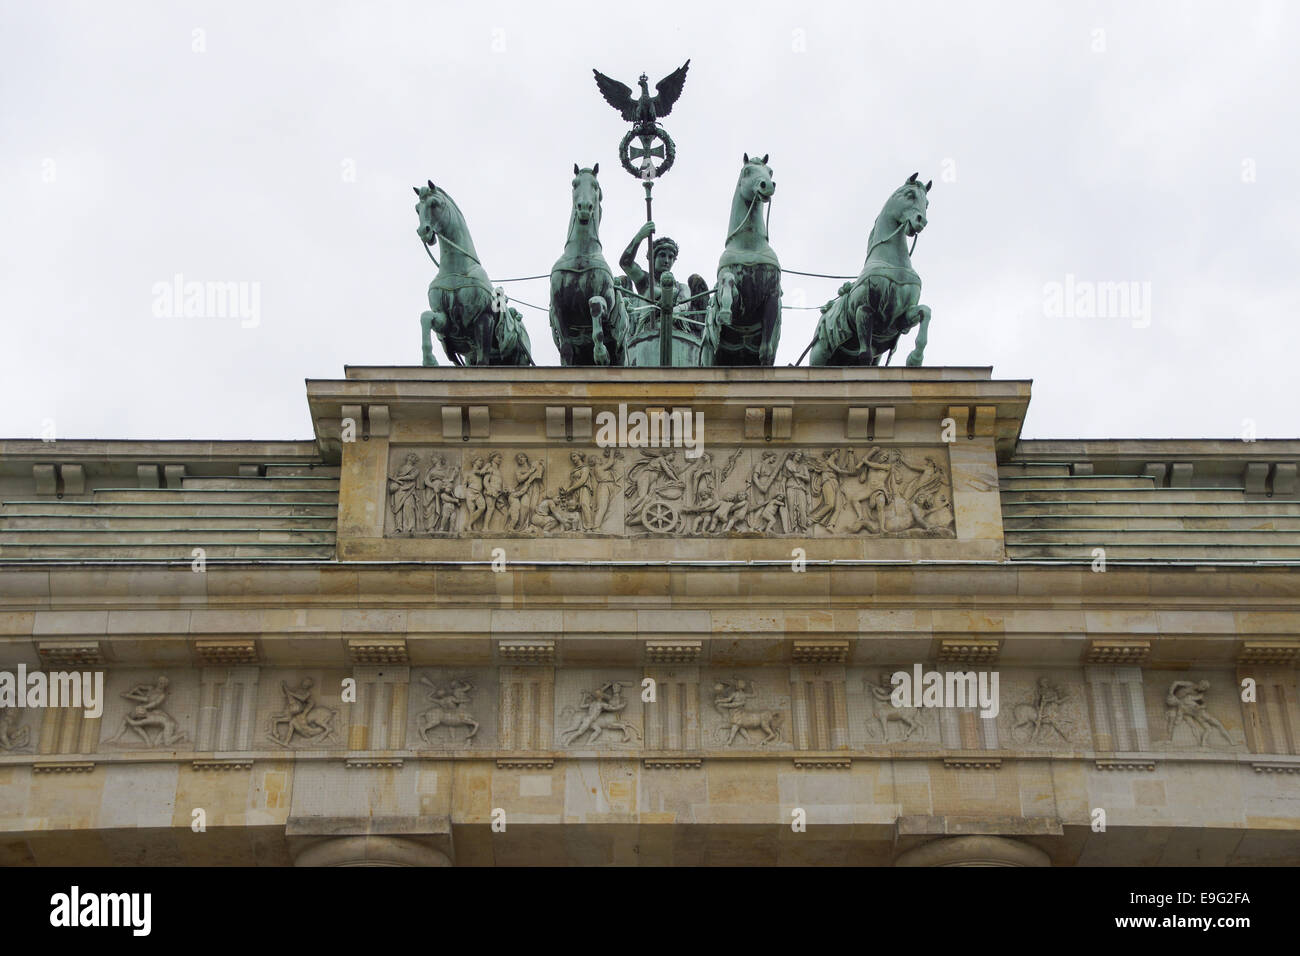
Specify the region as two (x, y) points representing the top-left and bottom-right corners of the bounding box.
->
(560, 680), (642, 746)
(711, 676), (784, 746)
(384, 445), (954, 538)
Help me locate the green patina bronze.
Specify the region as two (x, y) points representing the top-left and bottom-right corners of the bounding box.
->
(803, 173), (933, 367)
(617, 222), (708, 367)
(548, 164), (632, 366)
(413, 181), (533, 367)
(408, 63), (941, 369)
(593, 60), (705, 368)
(700, 154), (782, 366)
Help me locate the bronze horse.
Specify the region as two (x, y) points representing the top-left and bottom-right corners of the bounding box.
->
(414, 181), (533, 366)
(805, 173), (932, 367)
(549, 164), (630, 366)
(701, 154), (781, 366)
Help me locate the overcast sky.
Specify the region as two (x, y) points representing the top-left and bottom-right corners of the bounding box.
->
(2, 0), (1296, 444)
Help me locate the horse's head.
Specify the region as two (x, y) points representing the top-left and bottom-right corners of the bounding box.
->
(571, 163), (602, 226)
(885, 172), (931, 237)
(413, 179), (453, 246)
(738, 153), (776, 204)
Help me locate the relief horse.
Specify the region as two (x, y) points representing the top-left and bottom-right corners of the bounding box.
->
(701, 154), (781, 366)
(414, 180), (533, 367)
(864, 674), (925, 742)
(805, 173), (932, 367)
(549, 164), (630, 366)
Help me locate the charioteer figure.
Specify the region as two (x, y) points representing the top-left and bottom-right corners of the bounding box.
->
(618, 221), (707, 335)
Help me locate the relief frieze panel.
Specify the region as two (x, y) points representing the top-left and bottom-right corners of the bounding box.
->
(383, 444), (955, 539)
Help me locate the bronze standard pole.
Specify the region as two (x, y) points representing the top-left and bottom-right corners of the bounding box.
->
(643, 177), (669, 366)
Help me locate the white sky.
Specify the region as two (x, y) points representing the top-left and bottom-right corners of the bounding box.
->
(1, 0), (1296, 442)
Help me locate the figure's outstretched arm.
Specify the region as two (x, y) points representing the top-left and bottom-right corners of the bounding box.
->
(619, 222), (654, 290)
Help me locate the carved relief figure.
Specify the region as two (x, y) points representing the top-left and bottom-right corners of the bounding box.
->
(530, 491), (584, 533)
(808, 448), (852, 528)
(863, 672), (925, 742)
(105, 675), (188, 747)
(385, 445), (955, 539)
(482, 452), (509, 530)
(267, 678), (337, 747)
(560, 681), (642, 745)
(745, 451), (780, 529)
(559, 452), (599, 529)
(424, 454), (468, 533)
(1011, 677), (1072, 744)
(418, 675), (479, 745)
(705, 490), (749, 533)
(388, 452), (423, 535)
(625, 449), (684, 530)
(507, 453), (546, 531)
(590, 448), (624, 530)
(675, 448), (743, 533)
(0, 706), (31, 751)
(1166, 680), (1232, 747)
(834, 447), (954, 537)
(712, 677), (783, 745)
(781, 451), (813, 533)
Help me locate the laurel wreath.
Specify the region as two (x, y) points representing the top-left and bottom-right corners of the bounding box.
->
(619, 125), (676, 180)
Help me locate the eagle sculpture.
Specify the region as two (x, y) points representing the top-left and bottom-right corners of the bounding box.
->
(593, 60), (690, 131)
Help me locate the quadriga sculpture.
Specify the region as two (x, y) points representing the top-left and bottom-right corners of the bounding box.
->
(804, 173), (933, 367)
(549, 164), (632, 366)
(701, 153), (781, 366)
(413, 181), (533, 367)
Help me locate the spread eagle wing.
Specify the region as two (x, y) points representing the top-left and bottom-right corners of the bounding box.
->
(593, 69), (638, 122)
(651, 60), (690, 117)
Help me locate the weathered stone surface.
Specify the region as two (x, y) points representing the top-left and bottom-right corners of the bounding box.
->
(0, 367), (1298, 864)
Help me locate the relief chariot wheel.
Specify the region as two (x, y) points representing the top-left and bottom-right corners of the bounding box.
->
(642, 498), (679, 533)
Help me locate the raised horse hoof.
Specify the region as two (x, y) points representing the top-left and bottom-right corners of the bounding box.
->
(593, 344), (610, 366)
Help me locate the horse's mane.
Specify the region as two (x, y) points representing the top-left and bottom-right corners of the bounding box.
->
(866, 189), (913, 251)
(431, 185), (467, 233)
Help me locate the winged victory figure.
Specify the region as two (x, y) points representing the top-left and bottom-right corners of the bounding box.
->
(593, 60), (690, 132)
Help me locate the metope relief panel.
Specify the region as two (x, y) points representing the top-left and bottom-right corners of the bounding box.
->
(255, 670), (350, 750)
(555, 670), (644, 751)
(99, 671), (196, 752)
(701, 672), (791, 751)
(0, 705), (32, 753)
(848, 668), (940, 751)
(1145, 672), (1248, 753)
(383, 444), (955, 539)
(406, 668), (498, 751)
(997, 670), (1090, 752)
